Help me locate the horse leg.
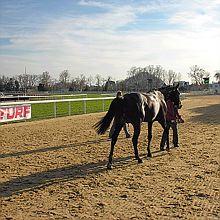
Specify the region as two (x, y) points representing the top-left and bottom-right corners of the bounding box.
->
(160, 129), (166, 151)
(171, 122), (179, 147)
(107, 123), (123, 170)
(159, 119), (170, 151)
(132, 123), (143, 163)
(166, 125), (170, 151)
(147, 122), (153, 158)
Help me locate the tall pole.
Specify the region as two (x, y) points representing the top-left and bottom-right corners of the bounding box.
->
(24, 66), (27, 95)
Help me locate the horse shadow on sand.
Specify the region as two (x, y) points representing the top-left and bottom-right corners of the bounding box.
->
(0, 139), (168, 198)
(189, 103), (220, 125)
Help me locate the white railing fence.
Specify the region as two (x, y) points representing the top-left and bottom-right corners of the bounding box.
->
(0, 97), (114, 122)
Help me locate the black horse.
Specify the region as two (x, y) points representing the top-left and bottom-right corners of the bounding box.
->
(95, 84), (181, 169)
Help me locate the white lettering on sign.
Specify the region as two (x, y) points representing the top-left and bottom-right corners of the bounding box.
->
(0, 105), (31, 122)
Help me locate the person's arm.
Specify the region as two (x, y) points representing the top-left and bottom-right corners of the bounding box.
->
(174, 106), (184, 123)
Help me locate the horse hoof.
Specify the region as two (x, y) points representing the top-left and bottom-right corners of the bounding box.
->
(147, 153), (152, 158)
(160, 147), (165, 151)
(138, 158), (143, 163)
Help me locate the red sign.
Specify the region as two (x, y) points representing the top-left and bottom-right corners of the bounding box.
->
(0, 105), (31, 122)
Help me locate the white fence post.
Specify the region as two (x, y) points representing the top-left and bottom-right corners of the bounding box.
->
(102, 99), (105, 111)
(68, 101), (71, 116)
(54, 102), (57, 118)
(83, 100), (86, 114)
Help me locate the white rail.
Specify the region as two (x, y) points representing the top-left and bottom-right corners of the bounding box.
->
(0, 96), (115, 121)
(0, 93), (87, 100)
(0, 97), (114, 106)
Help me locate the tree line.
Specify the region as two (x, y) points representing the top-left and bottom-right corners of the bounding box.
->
(0, 70), (109, 93)
(0, 65), (219, 93)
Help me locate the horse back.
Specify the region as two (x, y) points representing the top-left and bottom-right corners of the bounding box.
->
(122, 91), (166, 123)
(123, 93), (147, 123)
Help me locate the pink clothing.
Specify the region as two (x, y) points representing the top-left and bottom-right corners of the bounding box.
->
(166, 100), (183, 122)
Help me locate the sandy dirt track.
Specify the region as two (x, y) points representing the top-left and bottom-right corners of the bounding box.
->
(0, 95), (220, 220)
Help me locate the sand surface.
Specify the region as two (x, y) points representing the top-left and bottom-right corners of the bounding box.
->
(0, 95), (220, 219)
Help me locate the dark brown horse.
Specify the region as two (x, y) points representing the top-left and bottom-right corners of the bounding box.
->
(95, 84), (181, 169)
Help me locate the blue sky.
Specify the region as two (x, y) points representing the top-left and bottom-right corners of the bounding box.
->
(0, 0), (220, 81)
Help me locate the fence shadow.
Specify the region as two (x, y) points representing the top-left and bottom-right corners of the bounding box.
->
(0, 138), (114, 159)
(189, 103), (220, 125)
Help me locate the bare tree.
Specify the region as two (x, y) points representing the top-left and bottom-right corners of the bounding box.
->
(17, 74), (30, 92)
(59, 70), (70, 88)
(78, 74), (86, 91)
(5, 77), (15, 91)
(14, 73), (40, 92)
(188, 65), (209, 85)
(0, 75), (9, 91)
(166, 70), (178, 85)
(152, 65), (167, 87)
(126, 65), (165, 91)
(28, 74), (39, 87)
(127, 67), (141, 91)
(95, 74), (104, 90)
(87, 75), (94, 87)
(69, 78), (79, 91)
(40, 71), (51, 86)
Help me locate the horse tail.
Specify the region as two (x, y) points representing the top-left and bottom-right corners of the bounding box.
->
(94, 98), (122, 135)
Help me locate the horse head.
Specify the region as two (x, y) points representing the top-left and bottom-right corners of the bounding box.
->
(158, 83), (182, 109)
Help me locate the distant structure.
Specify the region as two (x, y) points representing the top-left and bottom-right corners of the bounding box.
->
(209, 82), (220, 94)
(174, 81), (189, 91)
(104, 80), (116, 91)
